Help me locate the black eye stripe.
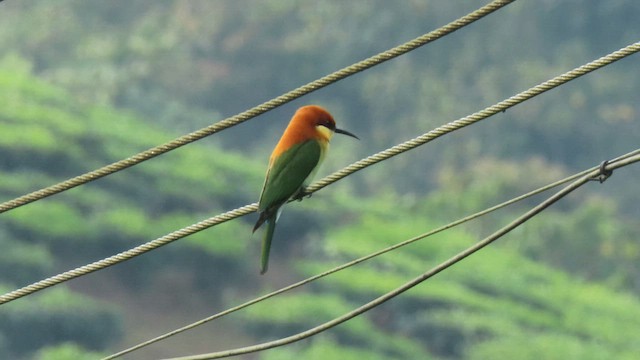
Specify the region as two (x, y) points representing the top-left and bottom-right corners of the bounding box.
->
(320, 119), (335, 129)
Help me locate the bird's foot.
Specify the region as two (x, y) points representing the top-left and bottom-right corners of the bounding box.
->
(292, 187), (313, 202)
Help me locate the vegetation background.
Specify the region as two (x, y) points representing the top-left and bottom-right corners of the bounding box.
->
(0, 1), (639, 359)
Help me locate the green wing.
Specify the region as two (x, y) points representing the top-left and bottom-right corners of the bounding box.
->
(258, 140), (322, 213)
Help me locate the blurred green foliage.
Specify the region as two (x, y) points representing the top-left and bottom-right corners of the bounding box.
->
(0, 287), (121, 357)
(0, 50), (263, 358)
(285, 201), (640, 358)
(0, 1), (639, 359)
(34, 343), (105, 360)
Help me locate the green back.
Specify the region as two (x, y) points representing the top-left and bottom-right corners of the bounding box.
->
(258, 140), (322, 213)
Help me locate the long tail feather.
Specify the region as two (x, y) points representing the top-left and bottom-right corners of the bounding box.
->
(260, 218), (276, 274)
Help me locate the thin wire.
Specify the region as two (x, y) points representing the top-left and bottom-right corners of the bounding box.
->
(0, 0), (516, 215)
(163, 154), (640, 360)
(104, 148), (640, 360)
(1, 40), (638, 306)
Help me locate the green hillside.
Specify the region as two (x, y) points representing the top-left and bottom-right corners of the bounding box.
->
(1, 1), (639, 359)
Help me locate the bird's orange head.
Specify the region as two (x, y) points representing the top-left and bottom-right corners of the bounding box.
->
(271, 105), (358, 158)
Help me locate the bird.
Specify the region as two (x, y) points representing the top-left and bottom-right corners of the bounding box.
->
(253, 105), (358, 274)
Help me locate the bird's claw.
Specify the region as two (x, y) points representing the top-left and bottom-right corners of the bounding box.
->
(292, 187), (313, 201)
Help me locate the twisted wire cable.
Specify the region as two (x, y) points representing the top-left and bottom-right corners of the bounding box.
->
(1, 39), (637, 306)
(0, 0), (516, 214)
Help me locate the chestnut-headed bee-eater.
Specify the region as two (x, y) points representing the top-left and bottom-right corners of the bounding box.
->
(253, 105), (358, 274)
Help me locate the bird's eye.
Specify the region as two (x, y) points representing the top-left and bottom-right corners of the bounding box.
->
(318, 119), (335, 130)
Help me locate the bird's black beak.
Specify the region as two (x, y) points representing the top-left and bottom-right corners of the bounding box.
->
(335, 128), (359, 140)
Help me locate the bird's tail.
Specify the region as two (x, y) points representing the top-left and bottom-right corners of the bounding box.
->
(253, 212), (268, 233)
(260, 218), (276, 274)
